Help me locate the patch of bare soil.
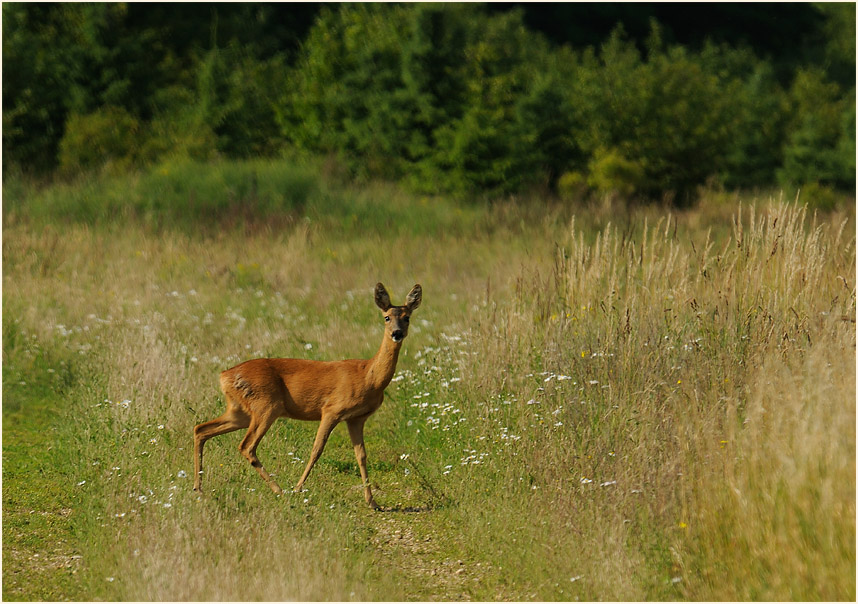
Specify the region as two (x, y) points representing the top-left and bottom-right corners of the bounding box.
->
(2, 508), (83, 600)
(370, 512), (498, 601)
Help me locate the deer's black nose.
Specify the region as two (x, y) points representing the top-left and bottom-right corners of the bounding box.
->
(391, 330), (404, 342)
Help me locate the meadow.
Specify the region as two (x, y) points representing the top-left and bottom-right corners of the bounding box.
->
(3, 159), (855, 601)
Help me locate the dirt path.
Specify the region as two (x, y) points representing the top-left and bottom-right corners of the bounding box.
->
(369, 509), (500, 601)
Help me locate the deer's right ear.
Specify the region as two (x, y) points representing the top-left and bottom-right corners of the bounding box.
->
(374, 283), (392, 311)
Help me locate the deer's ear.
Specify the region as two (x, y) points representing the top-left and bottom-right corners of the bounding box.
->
(375, 283), (392, 311)
(405, 284), (422, 311)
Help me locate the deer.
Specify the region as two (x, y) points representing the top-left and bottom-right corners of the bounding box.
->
(193, 282), (422, 509)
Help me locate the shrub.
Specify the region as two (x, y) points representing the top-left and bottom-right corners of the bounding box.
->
(279, 4), (411, 178)
(433, 10), (553, 195)
(586, 147), (647, 199)
(573, 27), (737, 203)
(195, 46), (287, 159)
(709, 51), (790, 189)
(797, 181), (843, 212)
(284, 4), (553, 195)
(557, 171), (588, 201)
(778, 69), (855, 191)
(513, 60), (585, 189)
(139, 89), (219, 164)
(57, 106), (141, 175)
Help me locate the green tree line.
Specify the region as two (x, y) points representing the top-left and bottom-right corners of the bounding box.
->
(3, 2), (854, 203)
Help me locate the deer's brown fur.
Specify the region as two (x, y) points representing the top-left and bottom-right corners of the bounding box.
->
(193, 283), (422, 508)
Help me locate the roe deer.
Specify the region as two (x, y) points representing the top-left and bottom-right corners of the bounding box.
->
(193, 282), (422, 509)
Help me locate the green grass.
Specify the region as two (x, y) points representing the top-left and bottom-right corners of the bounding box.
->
(2, 158), (494, 239)
(2, 321), (89, 601)
(3, 159), (319, 231)
(3, 160), (855, 600)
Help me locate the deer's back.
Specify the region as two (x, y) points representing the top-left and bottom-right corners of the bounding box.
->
(220, 357), (374, 421)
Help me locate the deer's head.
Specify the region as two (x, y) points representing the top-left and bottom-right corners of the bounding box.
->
(375, 283), (422, 344)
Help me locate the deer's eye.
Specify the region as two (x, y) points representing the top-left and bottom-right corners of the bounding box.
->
(385, 316), (391, 322)
(404, 316), (410, 323)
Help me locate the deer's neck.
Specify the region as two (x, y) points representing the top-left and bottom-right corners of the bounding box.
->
(366, 334), (402, 392)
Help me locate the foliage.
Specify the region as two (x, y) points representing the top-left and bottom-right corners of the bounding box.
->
(277, 5), (858, 200)
(279, 4), (414, 178)
(2, 3), (855, 203)
(2, 3), (297, 173)
(136, 47), (286, 165)
(717, 57), (790, 189)
(430, 9), (552, 194)
(58, 106), (141, 175)
(585, 147), (647, 199)
(571, 28), (740, 202)
(778, 68), (855, 192)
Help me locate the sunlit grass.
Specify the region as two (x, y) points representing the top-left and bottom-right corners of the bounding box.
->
(3, 163), (855, 600)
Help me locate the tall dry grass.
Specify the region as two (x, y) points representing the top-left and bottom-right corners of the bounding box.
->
(103, 500), (377, 601)
(451, 203), (855, 599)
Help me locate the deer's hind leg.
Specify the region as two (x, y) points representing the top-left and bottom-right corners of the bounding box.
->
(194, 402), (251, 492)
(239, 408), (284, 495)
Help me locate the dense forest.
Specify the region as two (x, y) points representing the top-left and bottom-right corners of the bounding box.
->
(3, 2), (855, 203)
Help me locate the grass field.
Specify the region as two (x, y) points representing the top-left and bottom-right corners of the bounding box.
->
(3, 159), (855, 600)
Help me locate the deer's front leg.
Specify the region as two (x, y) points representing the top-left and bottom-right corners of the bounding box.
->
(347, 415), (379, 509)
(294, 414), (338, 492)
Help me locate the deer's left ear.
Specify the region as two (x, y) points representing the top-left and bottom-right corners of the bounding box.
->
(405, 284), (422, 311)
